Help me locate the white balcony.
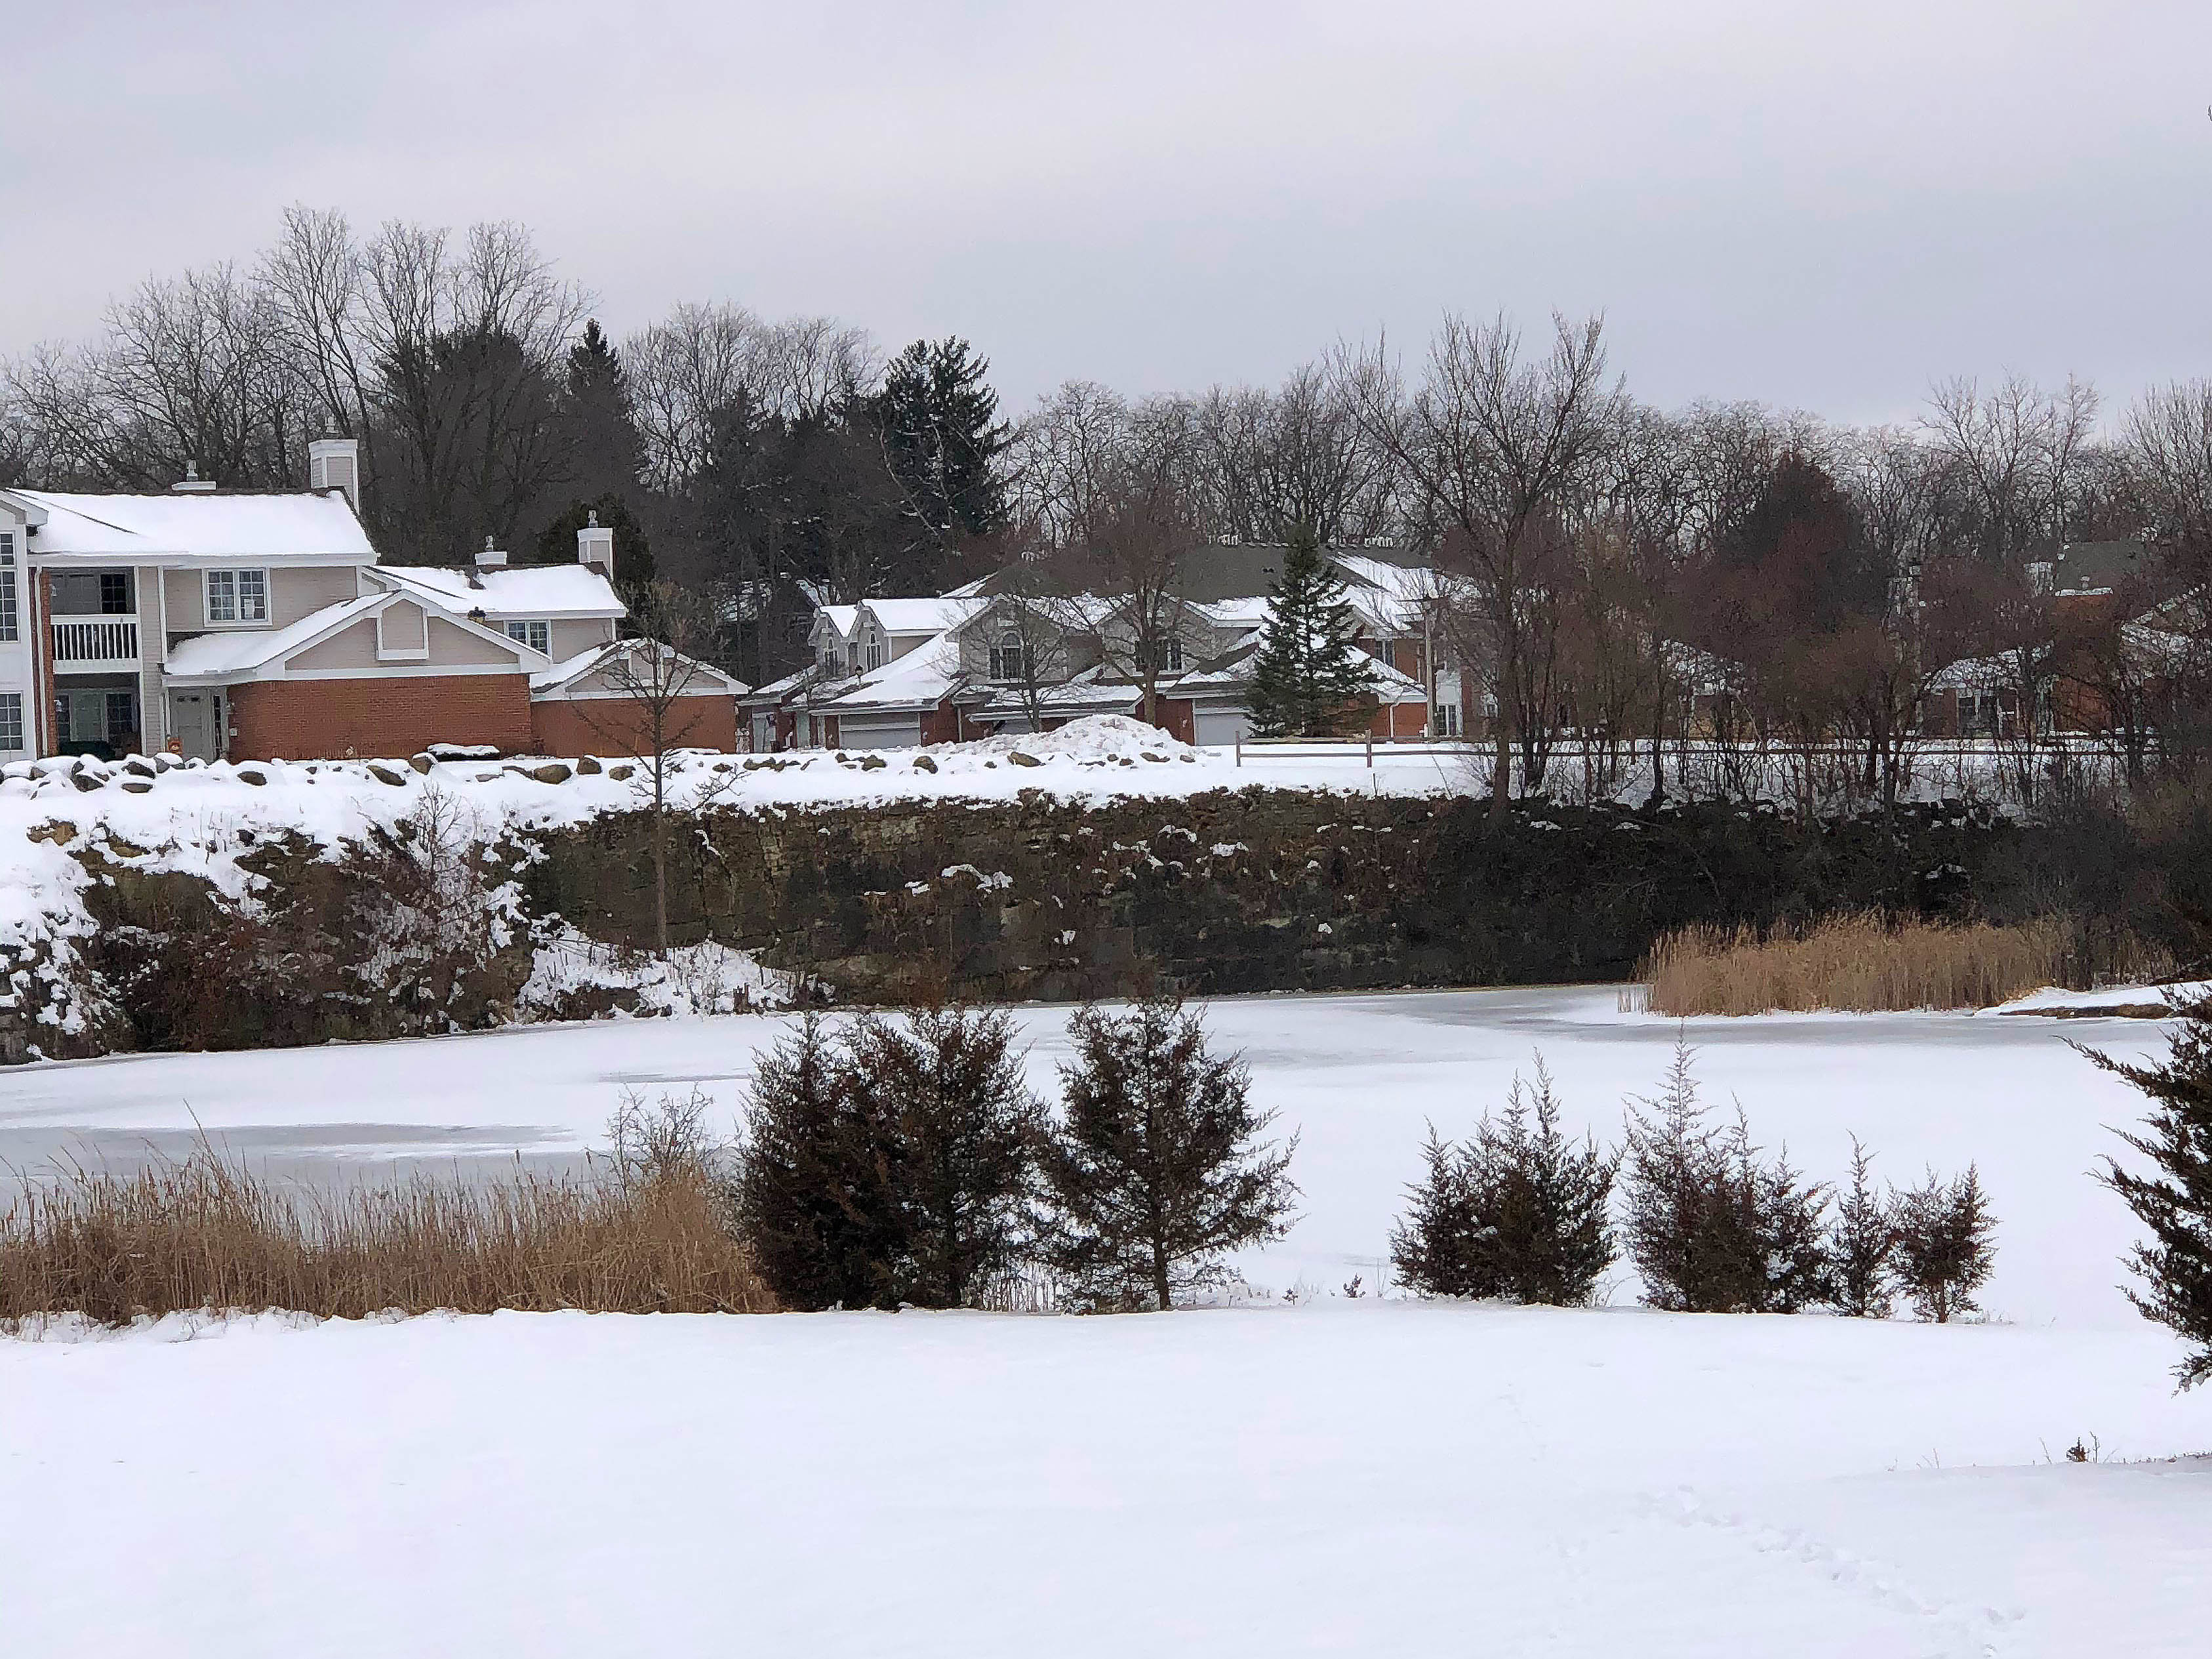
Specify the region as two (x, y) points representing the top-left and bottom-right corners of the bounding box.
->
(52, 615), (141, 673)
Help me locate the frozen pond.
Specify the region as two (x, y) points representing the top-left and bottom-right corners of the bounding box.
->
(0, 985), (2173, 1328)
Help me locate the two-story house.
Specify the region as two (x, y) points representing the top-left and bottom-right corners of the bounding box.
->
(0, 440), (743, 762)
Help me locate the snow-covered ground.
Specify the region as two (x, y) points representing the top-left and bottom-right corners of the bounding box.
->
(5, 988), (2206, 1656)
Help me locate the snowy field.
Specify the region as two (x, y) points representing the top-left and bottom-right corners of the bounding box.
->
(5, 988), (2208, 1656)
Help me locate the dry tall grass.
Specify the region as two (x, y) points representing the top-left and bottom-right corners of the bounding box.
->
(1634, 911), (2171, 1017)
(0, 1149), (774, 1324)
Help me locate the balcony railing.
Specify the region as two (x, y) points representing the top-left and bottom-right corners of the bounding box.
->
(52, 615), (141, 671)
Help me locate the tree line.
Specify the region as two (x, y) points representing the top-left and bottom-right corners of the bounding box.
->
(7, 208), (2211, 797)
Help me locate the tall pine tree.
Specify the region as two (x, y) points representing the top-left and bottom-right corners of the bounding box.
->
(1243, 523), (1376, 737)
(2086, 999), (2212, 1387)
(870, 337), (1013, 546)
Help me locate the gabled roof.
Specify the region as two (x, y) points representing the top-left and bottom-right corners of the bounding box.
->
(1, 487), (375, 562)
(858, 596), (988, 636)
(163, 588), (541, 684)
(163, 594), (390, 678)
(372, 562), (624, 619)
(531, 639), (748, 698)
(821, 632), (967, 712)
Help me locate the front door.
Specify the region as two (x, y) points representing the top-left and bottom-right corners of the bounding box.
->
(169, 690), (220, 760)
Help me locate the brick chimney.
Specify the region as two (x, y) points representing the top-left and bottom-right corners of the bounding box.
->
(576, 511), (614, 579)
(475, 536), (508, 569)
(308, 438), (361, 510)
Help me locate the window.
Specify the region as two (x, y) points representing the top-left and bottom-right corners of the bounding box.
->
(504, 619), (551, 655)
(1140, 636), (1183, 674)
(865, 631), (884, 670)
(989, 633), (1034, 683)
(99, 573), (132, 615)
(0, 693), (20, 752)
(0, 533), (15, 643)
(1431, 701), (1461, 737)
(205, 569), (269, 625)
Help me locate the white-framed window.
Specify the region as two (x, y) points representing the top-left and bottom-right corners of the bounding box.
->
(205, 568), (269, 625)
(989, 633), (1034, 683)
(1140, 636), (1183, 674)
(0, 691), (22, 752)
(865, 630), (884, 670)
(504, 619), (551, 655)
(1431, 701), (1461, 737)
(0, 533), (16, 642)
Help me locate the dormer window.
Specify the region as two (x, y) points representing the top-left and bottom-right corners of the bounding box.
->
(504, 619), (551, 655)
(866, 630), (884, 670)
(205, 569), (268, 625)
(1140, 636), (1184, 674)
(990, 633), (1034, 683)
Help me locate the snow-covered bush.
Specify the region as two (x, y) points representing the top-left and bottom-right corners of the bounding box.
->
(1390, 1055), (1616, 1305)
(1620, 1043), (1830, 1313)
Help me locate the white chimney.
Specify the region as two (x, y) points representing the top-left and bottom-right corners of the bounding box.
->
(171, 461), (216, 494)
(308, 437), (361, 510)
(475, 536), (509, 569)
(576, 511), (614, 579)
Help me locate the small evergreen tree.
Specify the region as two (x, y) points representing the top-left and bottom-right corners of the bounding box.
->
(1243, 523), (1377, 738)
(734, 1013), (904, 1311)
(1621, 1042), (1830, 1313)
(1038, 998), (1298, 1311)
(2085, 1001), (2212, 1386)
(843, 1006), (1043, 1308)
(870, 337), (1013, 544)
(734, 1007), (1042, 1311)
(1828, 1136), (1896, 1318)
(1889, 1165), (1997, 1323)
(1390, 1057), (1617, 1305)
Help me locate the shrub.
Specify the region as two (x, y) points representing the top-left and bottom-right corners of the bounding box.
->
(1828, 1137), (1895, 1319)
(843, 1005), (1043, 1308)
(1390, 1056), (1616, 1305)
(1620, 1043), (1830, 1312)
(2084, 995), (2212, 1386)
(1889, 1165), (1997, 1322)
(1037, 997), (1298, 1311)
(733, 1007), (1042, 1311)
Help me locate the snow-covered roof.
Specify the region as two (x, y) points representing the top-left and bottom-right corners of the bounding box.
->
(822, 632), (966, 712)
(860, 596), (987, 636)
(1197, 596), (1272, 630)
(163, 594), (389, 680)
(374, 563), (624, 619)
(3, 488), (375, 563)
(531, 640), (748, 699)
(813, 604), (861, 643)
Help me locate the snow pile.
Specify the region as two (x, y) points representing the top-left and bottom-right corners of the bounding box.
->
(1987, 981), (2209, 1017)
(948, 714), (1199, 763)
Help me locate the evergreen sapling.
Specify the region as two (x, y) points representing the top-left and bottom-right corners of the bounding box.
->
(1889, 1164), (1997, 1323)
(2083, 999), (2212, 1387)
(1038, 997), (1298, 1311)
(1390, 1055), (1617, 1305)
(1243, 522), (1377, 738)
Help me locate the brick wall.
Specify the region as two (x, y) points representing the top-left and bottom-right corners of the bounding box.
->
(229, 673), (536, 760)
(530, 693), (738, 758)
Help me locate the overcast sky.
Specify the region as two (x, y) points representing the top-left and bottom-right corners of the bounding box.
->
(5, 1), (2207, 426)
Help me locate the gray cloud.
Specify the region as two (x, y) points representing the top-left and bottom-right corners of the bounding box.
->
(5, 0), (2208, 422)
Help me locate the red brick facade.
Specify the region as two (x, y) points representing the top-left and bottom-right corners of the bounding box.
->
(529, 693), (738, 758)
(228, 673), (537, 761)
